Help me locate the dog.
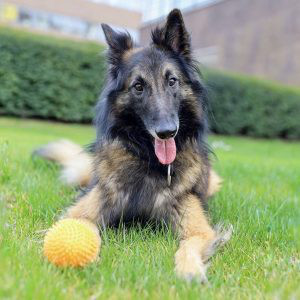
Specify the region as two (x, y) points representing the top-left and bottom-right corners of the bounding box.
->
(35, 9), (232, 282)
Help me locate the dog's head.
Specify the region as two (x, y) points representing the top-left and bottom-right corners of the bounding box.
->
(98, 9), (207, 165)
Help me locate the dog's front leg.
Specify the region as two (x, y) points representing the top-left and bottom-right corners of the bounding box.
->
(63, 185), (102, 239)
(174, 194), (231, 282)
(65, 186), (101, 222)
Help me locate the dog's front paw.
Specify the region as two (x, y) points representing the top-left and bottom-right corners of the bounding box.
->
(175, 246), (208, 283)
(202, 223), (233, 262)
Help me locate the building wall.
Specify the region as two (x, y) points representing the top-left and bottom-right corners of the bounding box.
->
(0, 0), (142, 42)
(140, 0), (300, 86)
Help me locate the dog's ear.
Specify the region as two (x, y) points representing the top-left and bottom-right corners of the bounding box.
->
(152, 9), (191, 61)
(101, 24), (133, 68)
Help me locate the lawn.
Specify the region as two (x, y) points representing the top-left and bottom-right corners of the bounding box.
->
(0, 117), (299, 300)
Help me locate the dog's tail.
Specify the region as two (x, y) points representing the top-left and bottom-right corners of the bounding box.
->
(33, 139), (92, 187)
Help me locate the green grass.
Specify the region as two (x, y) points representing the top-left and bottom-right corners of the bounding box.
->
(0, 117), (299, 300)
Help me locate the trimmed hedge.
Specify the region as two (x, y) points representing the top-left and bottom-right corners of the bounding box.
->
(204, 70), (300, 139)
(1, 27), (300, 138)
(0, 27), (105, 122)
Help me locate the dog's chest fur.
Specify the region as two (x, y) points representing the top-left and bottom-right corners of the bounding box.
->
(94, 140), (209, 226)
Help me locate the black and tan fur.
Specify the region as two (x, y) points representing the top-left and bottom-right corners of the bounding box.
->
(36, 9), (232, 282)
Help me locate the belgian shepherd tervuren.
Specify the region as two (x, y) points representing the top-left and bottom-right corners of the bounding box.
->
(36, 9), (232, 282)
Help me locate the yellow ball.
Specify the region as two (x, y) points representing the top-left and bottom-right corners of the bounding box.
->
(44, 218), (100, 267)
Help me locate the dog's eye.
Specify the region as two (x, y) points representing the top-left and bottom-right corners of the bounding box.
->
(134, 83), (143, 92)
(169, 78), (177, 87)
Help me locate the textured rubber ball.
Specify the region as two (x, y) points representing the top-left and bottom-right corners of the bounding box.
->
(43, 218), (100, 267)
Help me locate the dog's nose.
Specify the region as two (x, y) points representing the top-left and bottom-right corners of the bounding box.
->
(155, 126), (177, 139)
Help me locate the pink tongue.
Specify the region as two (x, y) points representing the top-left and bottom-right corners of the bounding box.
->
(154, 138), (176, 165)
